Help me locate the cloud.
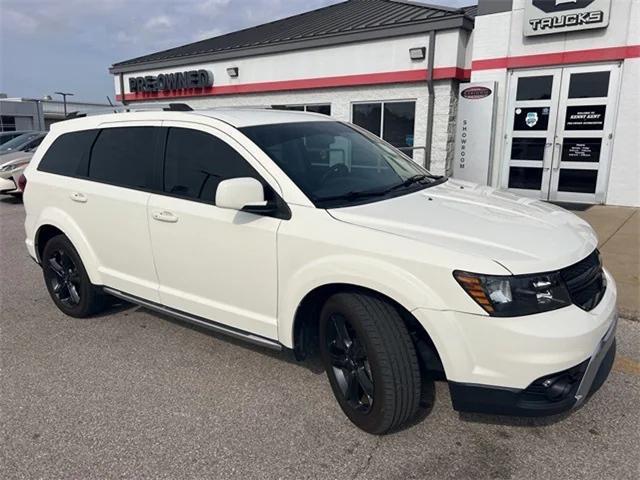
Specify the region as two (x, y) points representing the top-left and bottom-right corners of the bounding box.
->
(0, 0), (474, 102)
(144, 15), (174, 31)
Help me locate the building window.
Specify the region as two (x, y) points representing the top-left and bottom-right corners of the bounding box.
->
(352, 101), (416, 157)
(0, 116), (16, 132)
(272, 104), (331, 115)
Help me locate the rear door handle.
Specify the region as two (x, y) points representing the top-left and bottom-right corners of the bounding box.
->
(152, 210), (179, 223)
(70, 192), (87, 203)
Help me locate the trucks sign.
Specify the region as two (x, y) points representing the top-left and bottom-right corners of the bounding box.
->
(524, 0), (611, 37)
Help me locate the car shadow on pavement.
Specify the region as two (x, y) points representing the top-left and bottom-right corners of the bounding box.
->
(0, 194), (23, 205)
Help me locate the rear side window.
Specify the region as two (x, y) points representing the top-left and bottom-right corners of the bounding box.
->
(38, 130), (98, 176)
(89, 127), (157, 189)
(163, 127), (261, 203)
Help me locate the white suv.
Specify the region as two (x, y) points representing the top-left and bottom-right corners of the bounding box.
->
(23, 106), (617, 434)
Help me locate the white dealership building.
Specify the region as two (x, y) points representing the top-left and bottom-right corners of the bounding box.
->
(110, 0), (639, 206)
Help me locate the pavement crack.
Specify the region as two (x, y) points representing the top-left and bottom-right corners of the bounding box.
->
(599, 209), (637, 249)
(353, 437), (382, 480)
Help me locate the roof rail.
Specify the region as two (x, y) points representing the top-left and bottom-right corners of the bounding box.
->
(65, 102), (193, 119)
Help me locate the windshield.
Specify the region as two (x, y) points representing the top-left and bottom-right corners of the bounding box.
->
(241, 121), (445, 208)
(0, 132), (44, 154)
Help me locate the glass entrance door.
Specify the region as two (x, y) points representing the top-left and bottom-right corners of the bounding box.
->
(503, 64), (620, 203)
(503, 68), (562, 199)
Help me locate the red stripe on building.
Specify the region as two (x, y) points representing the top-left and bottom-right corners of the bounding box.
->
(116, 67), (470, 102)
(472, 45), (640, 71)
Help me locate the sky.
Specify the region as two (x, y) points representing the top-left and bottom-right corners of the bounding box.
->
(0, 0), (474, 103)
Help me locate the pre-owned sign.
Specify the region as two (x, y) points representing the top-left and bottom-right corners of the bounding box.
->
(129, 70), (213, 93)
(452, 82), (497, 185)
(524, 0), (611, 37)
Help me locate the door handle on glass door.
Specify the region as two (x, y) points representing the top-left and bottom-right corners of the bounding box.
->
(70, 192), (87, 203)
(543, 142), (553, 170)
(553, 143), (562, 170)
(152, 211), (179, 223)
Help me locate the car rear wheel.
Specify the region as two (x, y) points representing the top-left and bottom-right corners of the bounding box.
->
(42, 235), (105, 318)
(319, 292), (421, 434)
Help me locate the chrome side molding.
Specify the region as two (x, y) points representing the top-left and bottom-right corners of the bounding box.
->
(103, 287), (283, 351)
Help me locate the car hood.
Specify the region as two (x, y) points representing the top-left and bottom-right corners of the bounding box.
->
(327, 179), (597, 274)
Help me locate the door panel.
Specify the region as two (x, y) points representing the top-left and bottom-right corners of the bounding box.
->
(502, 69), (562, 199)
(148, 195), (280, 338)
(65, 122), (163, 301)
(69, 179), (159, 301)
(548, 64), (620, 203)
(504, 64), (620, 204)
(147, 123), (280, 339)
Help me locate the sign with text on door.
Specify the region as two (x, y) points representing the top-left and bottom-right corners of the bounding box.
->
(452, 82), (497, 185)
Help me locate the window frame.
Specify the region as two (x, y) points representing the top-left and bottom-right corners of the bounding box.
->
(85, 124), (164, 192)
(156, 121), (285, 208)
(350, 99), (417, 154)
(37, 123), (165, 194)
(36, 129), (100, 177)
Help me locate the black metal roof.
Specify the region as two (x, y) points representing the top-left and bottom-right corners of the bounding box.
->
(110, 0), (476, 73)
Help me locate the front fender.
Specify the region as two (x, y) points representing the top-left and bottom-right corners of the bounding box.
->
(277, 254), (446, 348)
(31, 207), (103, 285)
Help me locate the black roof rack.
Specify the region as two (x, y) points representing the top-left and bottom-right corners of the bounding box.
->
(62, 103), (194, 119)
(163, 103), (193, 112)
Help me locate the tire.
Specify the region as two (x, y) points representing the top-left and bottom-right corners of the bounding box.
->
(319, 292), (421, 434)
(41, 234), (105, 318)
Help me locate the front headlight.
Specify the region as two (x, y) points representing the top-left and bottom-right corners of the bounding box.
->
(453, 270), (571, 317)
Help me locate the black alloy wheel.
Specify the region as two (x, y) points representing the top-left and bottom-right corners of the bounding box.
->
(46, 249), (82, 308)
(326, 313), (374, 413)
(319, 292), (422, 434)
(41, 234), (105, 318)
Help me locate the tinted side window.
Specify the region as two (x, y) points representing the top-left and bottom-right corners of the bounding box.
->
(89, 127), (157, 189)
(163, 128), (261, 203)
(38, 130), (99, 176)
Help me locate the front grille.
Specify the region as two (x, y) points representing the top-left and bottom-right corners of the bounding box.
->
(560, 250), (606, 311)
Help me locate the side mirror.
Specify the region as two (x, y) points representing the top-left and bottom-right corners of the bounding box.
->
(215, 177), (265, 211)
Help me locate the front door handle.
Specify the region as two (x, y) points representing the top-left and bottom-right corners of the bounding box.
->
(70, 192), (87, 203)
(152, 210), (179, 223)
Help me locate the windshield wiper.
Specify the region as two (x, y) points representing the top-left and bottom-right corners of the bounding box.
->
(315, 174), (444, 205)
(314, 189), (389, 204)
(384, 174), (440, 193)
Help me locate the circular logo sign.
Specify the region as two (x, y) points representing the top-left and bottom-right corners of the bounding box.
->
(461, 86), (492, 100)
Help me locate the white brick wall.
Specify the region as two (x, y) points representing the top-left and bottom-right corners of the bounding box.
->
(606, 57), (640, 207)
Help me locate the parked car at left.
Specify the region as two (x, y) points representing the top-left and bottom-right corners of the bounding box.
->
(0, 130), (38, 146)
(0, 131), (46, 156)
(0, 150), (35, 194)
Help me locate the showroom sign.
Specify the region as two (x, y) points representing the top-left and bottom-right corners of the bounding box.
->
(129, 69), (213, 93)
(524, 0), (611, 37)
(453, 82), (497, 185)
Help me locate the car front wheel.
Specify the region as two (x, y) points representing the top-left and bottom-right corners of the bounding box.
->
(319, 292), (421, 434)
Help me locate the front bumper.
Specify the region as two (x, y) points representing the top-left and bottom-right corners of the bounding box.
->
(412, 269), (617, 390)
(448, 313), (617, 416)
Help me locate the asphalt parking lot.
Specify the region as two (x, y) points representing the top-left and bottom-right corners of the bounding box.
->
(1, 196), (639, 480)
